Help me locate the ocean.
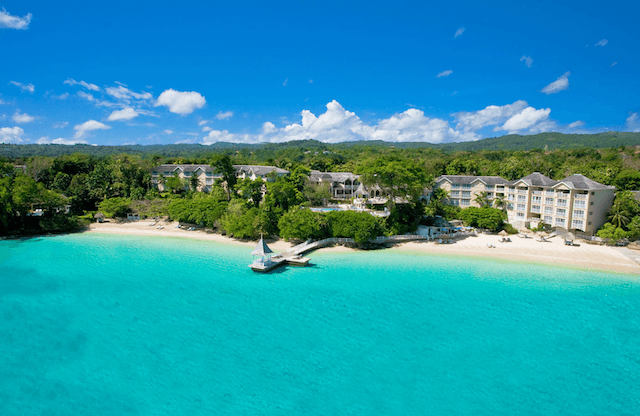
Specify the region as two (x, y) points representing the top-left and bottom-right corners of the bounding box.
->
(1, 233), (639, 415)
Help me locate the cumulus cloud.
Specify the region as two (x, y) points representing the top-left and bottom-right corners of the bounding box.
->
(568, 120), (585, 129)
(202, 126), (212, 132)
(437, 70), (453, 78)
(9, 81), (34, 93)
(0, 8), (32, 29)
(73, 120), (110, 139)
(12, 110), (35, 124)
(154, 89), (206, 115)
(0, 126), (25, 143)
(215, 111), (233, 120)
(198, 120), (208, 126)
(53, 121), (69, 129)
(541, 71), (570, 95)
(36, 136), (88, 145)
(203, 100), (475, 145)
(64, 78), (100, 91)
(595, 39), (608, 47)
(495, 106), (552, 133)
(454, 27), (465, 38)
(520, 55), (533, 68)
(107, 107), (139, 121)
(453, 100), (528, 132)
(627, 112), (640, 132)
(77, 91), (116, 107)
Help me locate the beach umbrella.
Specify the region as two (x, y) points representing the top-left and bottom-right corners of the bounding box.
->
(498, 230), (508, 236)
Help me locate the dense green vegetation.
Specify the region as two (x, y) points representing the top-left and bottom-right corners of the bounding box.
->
(597, 191), (640, 243)
(2, 133), (640, 242)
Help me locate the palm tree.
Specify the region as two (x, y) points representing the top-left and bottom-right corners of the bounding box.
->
(189, 174), (200, 192)
(609, 205), (630, 229)
(493, 195), (506, 212)
(474, 191), (489, 207)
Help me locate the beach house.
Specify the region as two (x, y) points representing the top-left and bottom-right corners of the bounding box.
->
(151, 164), (289, 192)
(434, 172), (615, 234)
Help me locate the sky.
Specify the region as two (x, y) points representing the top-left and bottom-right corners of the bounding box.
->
(1, 0), (639, 146)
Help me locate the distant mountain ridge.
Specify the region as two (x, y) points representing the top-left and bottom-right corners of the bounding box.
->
(2, 132), (639, 158)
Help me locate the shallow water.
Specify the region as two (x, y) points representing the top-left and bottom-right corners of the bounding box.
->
(1, 233), (639, 415)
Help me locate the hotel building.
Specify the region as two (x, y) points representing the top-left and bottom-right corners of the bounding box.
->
(435, 172), (615, 234)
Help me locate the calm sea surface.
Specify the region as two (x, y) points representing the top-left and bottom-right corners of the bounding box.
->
(1, 233), (639, 415)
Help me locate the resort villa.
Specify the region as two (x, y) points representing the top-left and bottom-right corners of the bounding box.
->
(435, 172), (615, 234)
(151, 164), (289, 192)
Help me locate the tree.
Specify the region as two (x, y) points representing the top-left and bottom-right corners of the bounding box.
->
(211, 154), (237, 201)
(474, 191), (490, 207)
(98, 197), (132, 218)
(278, 207), (329, 241)
(189, 173), (201, 192)
(458, 207), (506, 231)
(597, 222), (628, 242)
(608, 205), (630, 229)
(493, 194), (506, 212)
(326, 211), (386, 244)
(357, 155), (431, 204)
(235, 177), (265, 208)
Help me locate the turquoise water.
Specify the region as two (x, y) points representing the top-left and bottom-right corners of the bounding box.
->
(1, 233), (639, 415)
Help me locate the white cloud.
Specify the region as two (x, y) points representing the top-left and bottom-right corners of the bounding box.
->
(12, 110), (36, 124)
(611, 62), (617, 67)
(454, 27), (465, 38)
(77, 91), (116, 107)
(453, 100), (528, 132)
(202, 126), (212, 132)
(0, 126), (25, 143)
(627, 112), (640, 132)
(541, 71), (570, 95)
(198, 120), (208, 126)
(595, 39), (608, 47)
(262, 122), (277, 134)
(64, 78), (100, 91)
(107, 107), (139, 121)
(105, 85), (152, 102)
(568, 120), (585, 129)
(520, 55), (533, 68)
(37, 136), (89, 145)
(154, 89), (206, 115)
(163, 129), (173, 134)
(215, 111), (233, 120)
(8, 81), (34, 93)
(202, 129), (237, 144)
(0, 8), (32, 29)
(175, 138), (198, 144)
(309, 79), (313, 84)
(437, 70), (453, 78)
(55, 92), (70, 99)
(282, 78), (288, 87)
(495, 106), (552, 133)
(53, 121), (69, 129)
(73, 120), (110, 139)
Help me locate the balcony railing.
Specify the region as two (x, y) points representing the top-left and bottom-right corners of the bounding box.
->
(517, 189), (528, 194)
(531, 208), (541, 213)
(532, 190), (543, 195)
(556, 202), (568, 207)
(574, 193), (587, 199)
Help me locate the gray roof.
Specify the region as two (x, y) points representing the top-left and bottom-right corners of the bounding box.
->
(309, 170), (359, 183)
(235, 165), (289, 176)
(515, 172), (558, 187)
(251, 237), (274, 256)
(437, 175), (512, 186)
(152, 164), (288, 176)
(555, 174), (615, 191)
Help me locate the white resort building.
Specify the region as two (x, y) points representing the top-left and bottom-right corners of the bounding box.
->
(151, 164), (289, 192)
(435, 172), (615, 234)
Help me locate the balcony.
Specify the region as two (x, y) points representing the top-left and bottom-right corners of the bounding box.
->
(556, 202), (568, 208)
(531, 207), (541, 213)
(517, 189), (528, 194)
(574, 193), (587, 199)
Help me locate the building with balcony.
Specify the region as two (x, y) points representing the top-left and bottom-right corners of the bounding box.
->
(435, 172), (615, 234)
(434, 175), (512, 208)
(150, 164), (289, 192)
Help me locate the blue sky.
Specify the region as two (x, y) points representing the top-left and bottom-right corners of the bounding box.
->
(1, 0), (638, 146)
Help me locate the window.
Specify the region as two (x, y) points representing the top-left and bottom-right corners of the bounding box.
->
(572, 219), (584, 229)
(461, 199), (471, 206)
(451, 199), (460, 206)
(507, 203), (514, 211)
(544, 206), (553, 214)
(573, 209), (585, 218)
(544, 215), (553, 224)
(557, 199), (567, 207)
(591, 192), (595, 195)
(545, 197), (554, 205)
(546, 189), (555, 196)
(516, 212), (525, 218)
(532, 196), (542, 203)
(531, 205), (541, 212)
(462, 184), (471, 190)
(451, 191), (460, 197)
(486, 192), (493, 198)
(462, 191), (471, 198)
(590, 202), (594, 205)
(508, 194), (515, 201)
(517, 204), (526, 212)
(574, 200), (586, 209)
(485, 185), (495, 190)
(452, 183), (460, 189)
(589, 211), (593, 216)
(556, 208), (566, 216)
(184, 172), (191, 176)
(555, 218), (566, 226)
(517, 195), (527, 202)
(509, 187), (515, 192)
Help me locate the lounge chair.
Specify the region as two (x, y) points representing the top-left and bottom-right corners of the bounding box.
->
(157, 225), (164, 229)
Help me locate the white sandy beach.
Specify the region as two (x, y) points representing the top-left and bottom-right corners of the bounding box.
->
(87, 220), (640, 275)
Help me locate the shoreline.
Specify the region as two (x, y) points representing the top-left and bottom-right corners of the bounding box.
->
(85, 220), (640, 275)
